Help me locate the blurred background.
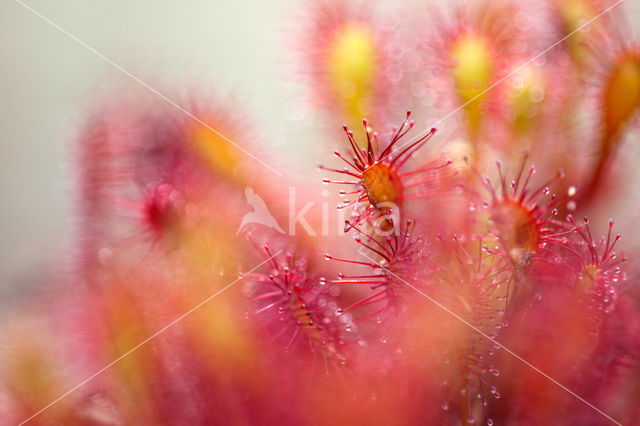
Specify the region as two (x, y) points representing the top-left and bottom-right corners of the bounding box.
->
(0, 0), (304, 306)
(1, 0), (639, 307)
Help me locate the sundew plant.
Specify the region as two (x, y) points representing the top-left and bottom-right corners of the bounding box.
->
(2, 0), (640, 425)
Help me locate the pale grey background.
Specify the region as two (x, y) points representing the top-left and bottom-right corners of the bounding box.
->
(0, 0), (307, 304)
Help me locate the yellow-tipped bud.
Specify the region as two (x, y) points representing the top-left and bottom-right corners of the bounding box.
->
(509, 66), (545, 136)
(558, 0), (594, 64)
(191, 122), (241, 179)
(602, 54), (640, 144)
(451, 35), (493, 136)
(327, 24), (378, 125)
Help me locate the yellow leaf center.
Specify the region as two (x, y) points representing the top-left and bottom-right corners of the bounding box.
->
(362, 162), (403, 207)
(327, 24), (377, 125)
(451, 35), (493, 136)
